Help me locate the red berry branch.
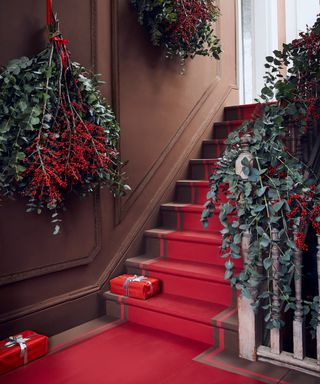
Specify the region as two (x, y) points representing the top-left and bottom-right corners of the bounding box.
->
(0, 12), (129, 233)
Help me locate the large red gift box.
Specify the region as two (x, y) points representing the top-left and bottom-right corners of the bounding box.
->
(0, 330), (48, 375)
(110, 274), (160, 300)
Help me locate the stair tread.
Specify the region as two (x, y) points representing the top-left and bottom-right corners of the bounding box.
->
(105, 291), (227, 326)
(126, 256), (227, 283)
(224, 102), (260, 110)
(214, 119), (244, 126)
(189, 158), (218, 163)
(161, 202), (219, 212)
(176, 180), (209, 185)
(202, 138), (226, 144)
(145, 228), (222, 243)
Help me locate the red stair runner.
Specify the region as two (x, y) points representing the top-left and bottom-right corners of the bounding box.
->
(105, 104), (257, 350)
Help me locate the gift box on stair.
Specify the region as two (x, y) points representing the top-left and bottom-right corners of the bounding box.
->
(110, 274), (160, 300)
(0, 330), (48, 375)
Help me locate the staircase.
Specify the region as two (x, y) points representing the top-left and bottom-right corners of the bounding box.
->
(104, 103), (258, 351)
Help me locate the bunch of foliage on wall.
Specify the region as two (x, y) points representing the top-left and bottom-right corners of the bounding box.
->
(0, 15), (129, 233)
(131, 0), (221, 63)
(202, 17), (320, 333)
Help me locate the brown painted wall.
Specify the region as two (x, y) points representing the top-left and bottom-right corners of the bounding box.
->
(0, 0), (238, 337)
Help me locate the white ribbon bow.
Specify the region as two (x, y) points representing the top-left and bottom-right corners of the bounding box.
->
(4, 335), (30, 364)
(123, 275), (153, 296)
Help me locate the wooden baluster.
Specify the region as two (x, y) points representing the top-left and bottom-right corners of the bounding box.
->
(270, 228), (282, 355)
(293, 230), (305, 360)
(237, 133), (259, 361)
(317, 235), (320, 364)
(296, 129), (303, 161)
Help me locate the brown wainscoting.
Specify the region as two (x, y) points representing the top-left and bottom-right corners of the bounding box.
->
(0, 287), (103, 338)
(116, 76), (221, 224)
(113, 0), (224, 226)
(0, 0), (238, 337)
(0, 191), (102, 286)
(98, 84), (238, 290)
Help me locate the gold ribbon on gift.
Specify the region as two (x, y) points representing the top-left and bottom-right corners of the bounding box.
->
(2, 335), (33, 364)
(123, 275), (153, 296)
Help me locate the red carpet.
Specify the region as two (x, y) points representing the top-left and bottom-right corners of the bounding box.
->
(0, 322), (265, 384)
(104, 104), (255, 347)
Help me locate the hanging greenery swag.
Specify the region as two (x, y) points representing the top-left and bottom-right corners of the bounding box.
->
(0, 2), (129, 233)
(131, 0), (221, 64)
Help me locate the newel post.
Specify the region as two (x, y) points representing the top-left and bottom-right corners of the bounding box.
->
(236, 133), (258, 361)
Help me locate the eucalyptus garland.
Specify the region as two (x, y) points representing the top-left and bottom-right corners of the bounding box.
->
(131, 0), (221, 64)
(202, 17), (320, 334)
(0, 15), (129, 233)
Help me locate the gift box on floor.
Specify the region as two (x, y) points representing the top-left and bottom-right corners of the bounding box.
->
(0, 330), (48, 375)
(110, 274), (161, 300)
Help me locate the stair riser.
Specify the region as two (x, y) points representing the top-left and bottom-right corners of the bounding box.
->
(224, 105), (257, 121)
(161, 208), (222, 232)
(105, 299), (215, 345)
(145, 236), (242, 268)
(176, 184), (227, 204)
(202, 142), (226, 159)
(213, 122), (242, 139)
(190, 162), (216, 180)
(126, 266), (231, 306)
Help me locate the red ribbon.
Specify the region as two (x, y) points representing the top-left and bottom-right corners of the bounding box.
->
(51, 36), (69, 46)
(46, 0), (70, 70)
(47, 0), (53, 26)
(51, 37), (70, 68)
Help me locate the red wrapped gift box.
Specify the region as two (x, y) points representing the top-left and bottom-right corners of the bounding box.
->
(110, 274), (160, 300)
(0, 330), (48, 375)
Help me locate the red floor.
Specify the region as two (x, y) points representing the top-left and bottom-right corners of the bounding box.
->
(0, 322), (265, 384)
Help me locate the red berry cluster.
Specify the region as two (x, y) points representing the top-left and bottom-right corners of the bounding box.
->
(18, 37), (119, 209)
(290, 28), (320, 133)
(168, 0), (214, 47)
(311, 203), (320, 235)
(22, 106), (116, 207)
(287, 194), (310, 250)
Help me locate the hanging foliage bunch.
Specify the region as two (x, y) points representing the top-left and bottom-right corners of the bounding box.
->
(201, 17), (320, 333)
(0, 6), (129, 233)
(131, 0), (221, 62)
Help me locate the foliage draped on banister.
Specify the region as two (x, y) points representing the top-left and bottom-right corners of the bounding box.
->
(202, 16), (320, 335)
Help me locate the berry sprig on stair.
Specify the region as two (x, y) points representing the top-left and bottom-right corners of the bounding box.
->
(0, 8), (130, 234)
(131, 0), (221, 69)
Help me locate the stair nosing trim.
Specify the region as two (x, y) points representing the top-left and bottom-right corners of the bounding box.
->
(126, 259), (228, 285)
(105, 292), (227, 328)
(144, 230), (222, 244)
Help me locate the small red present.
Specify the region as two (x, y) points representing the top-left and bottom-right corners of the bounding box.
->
(110, 274), (160, 300)
(0, 330), (48, 375)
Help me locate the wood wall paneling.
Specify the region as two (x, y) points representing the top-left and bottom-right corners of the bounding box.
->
(0, 0), (239, 337)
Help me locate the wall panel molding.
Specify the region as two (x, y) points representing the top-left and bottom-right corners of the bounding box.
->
(99, 84), (238, 287)
(0, 0), (102, 287)
(113, 0), (224, 225)
(0, 191), (102, 286)
(117, 75), (221, 223)
(0, 284), (99, 325)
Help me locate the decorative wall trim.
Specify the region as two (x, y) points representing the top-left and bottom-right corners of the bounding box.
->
(90, 0), (98, 70)
(110, 0), (122, 226)
(0, 0), (102, 287)
(0, 84), (237, 325)
(0, 191), (102, 286)
(98, 84), (238, 287)
(0, 284), (99, 324)
(110, 0), (120, 121)
(112, 0), (223, 225)
(119, 76), (221, 222)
